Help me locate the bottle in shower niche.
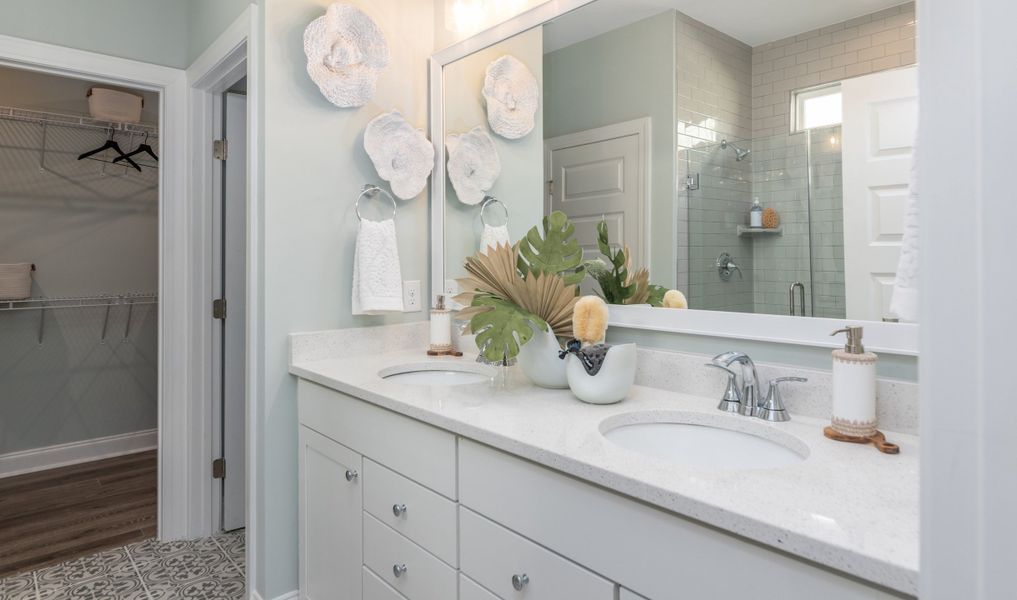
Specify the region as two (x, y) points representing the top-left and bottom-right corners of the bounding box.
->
(750, 198), (763, 228)
(829, 326), (878, 438)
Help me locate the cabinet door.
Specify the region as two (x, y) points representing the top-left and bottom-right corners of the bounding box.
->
(299, 426), (363, 600)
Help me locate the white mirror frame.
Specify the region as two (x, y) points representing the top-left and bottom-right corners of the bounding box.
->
(428, 0), (918, 356)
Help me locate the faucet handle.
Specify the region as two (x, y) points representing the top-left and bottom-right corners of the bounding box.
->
(704, 364), (742, 413)
(757, 377), (807, 422)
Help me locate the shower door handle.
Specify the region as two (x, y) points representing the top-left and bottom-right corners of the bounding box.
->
(789, 282), (806, 316)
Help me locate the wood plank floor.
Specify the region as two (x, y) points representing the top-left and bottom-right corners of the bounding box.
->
(0, 450), (156, 578)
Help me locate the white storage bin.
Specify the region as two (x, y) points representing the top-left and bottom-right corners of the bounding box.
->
(0, 263), (33, 300)
(88, 87), (143, 123)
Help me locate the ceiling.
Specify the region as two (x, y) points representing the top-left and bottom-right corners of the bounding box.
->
(544, 0), (908, 52)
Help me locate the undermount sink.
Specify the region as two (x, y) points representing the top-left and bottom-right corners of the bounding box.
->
(379, 362), (494, 386)
(602, 416), (808, 470)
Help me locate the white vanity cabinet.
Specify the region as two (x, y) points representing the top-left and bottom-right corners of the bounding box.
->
(297, 379), (910, 600)
(298, 426), (363, 600)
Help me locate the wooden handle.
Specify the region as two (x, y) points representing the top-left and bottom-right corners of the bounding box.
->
(824, 427), (900, 455)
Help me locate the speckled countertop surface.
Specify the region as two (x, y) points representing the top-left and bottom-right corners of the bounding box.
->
(290, 349), (918, 595)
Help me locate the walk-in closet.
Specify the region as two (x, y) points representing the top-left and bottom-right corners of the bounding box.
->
(0, 65), (159, 576)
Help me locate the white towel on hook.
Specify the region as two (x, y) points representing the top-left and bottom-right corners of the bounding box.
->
(352, 218), (404, 315)
(479, 224), (511, 254)
(890, 134), (919, 322)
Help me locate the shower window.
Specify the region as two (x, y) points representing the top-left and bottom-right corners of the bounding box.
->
(792, 83), (842, 132)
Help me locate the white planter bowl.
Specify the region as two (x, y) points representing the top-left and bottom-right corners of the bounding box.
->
(565, 343), (637, 405)
(517, 327), (568, 389)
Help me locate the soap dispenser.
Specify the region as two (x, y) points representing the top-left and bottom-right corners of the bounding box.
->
(750, 198), (763, 228)
(427, 295), (462, 357)
(828, 326), (877, 438)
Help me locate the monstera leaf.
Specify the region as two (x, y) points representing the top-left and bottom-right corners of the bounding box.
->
(585, 221), (636, 303)
(517, 211), (585, 286)
(469, 295), (547, 363)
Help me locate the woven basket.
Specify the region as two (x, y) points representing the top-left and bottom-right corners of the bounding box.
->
(0, 263), (33, 300)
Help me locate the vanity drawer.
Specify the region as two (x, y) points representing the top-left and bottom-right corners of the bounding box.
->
(364, 566), (409, 600)
(459, 507), (615, 600)
(364, 458), (458, 566)
(459, 574), (499, 600)
(298, 379), (457, 497)
(363, 513), (457, 600)
(459, 439), (904, 600)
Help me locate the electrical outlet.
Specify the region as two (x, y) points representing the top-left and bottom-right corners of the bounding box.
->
(444, 279), (463, 310)
(403, 280), (421, 312)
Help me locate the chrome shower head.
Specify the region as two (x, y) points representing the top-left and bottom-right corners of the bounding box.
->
(720, 139), (751, 161)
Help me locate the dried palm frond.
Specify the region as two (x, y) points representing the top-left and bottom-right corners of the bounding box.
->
(455, 243), (578, 337)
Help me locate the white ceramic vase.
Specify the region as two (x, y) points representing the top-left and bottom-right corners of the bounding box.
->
(565, 343), (637, 405)
(517, 327), (569, 389)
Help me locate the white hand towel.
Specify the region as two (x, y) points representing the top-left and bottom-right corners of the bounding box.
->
(890, 135), (919, 322)
(479, 224), (511, 254)
(352, 218), (404, 315)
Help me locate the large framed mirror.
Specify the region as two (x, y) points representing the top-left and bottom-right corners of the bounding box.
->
(430, 0), (919, 354)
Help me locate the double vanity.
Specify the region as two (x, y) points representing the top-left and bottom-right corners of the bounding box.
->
(290, 326), (917, 600)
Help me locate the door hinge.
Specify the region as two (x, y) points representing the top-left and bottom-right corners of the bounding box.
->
(212, 458), (225, 479)
(212, 298), (227, 320)
(547, 179), (555, 196)
(213, 139), (228, 161)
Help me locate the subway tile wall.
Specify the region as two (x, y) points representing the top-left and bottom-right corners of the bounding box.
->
(751, 2), (916, 139)
(679, 2), (915, 314)
(675, 12), (754, 311)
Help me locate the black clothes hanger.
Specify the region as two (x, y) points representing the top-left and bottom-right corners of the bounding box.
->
(78, 128), (141, 172)
(113, 132), (158, 164)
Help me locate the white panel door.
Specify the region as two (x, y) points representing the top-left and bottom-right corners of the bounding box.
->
(298, 426), (363, 600)
(841, 67), (917, 321)
(546, 120), (647, 269)
(222, 92), (247, 531)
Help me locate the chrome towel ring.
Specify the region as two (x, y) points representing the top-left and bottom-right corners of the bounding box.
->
(480, 195), (508, 227)
(355, 184), (397, 221)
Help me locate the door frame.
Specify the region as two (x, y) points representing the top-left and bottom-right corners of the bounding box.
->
(544, 118), (651, 270)
(185, 4), (261, 594)
(0, 33), (190, 536)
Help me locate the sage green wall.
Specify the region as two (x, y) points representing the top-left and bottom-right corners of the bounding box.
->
(0, 0), (254, 69)
(188, 0), (254, 64)
(0, 0), (190, 68)
(443, 27), (544, 280)
(258, 0), (433, 596)
(543, 11), (677, 288)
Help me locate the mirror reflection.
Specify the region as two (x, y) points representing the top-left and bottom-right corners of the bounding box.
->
(442, 0), (917, 323)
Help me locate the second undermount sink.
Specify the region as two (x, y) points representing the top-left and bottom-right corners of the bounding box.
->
(602, 417), (808, 470)
(379, 362), (494, 386)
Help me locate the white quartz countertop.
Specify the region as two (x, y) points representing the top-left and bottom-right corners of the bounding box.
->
(290, 350), (918, 595)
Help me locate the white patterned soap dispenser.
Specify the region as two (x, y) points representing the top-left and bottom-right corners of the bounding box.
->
(825, 326), (899, 454)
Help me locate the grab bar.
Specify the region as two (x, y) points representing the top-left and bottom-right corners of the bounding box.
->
(789, 282), (805, 316)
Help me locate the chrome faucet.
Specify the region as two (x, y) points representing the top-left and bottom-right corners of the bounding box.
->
(712, 351), (762, 416)
(708, 352), (808, 422)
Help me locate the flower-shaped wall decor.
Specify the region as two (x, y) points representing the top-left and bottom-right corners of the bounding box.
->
(482, 55), (539, 139)
(364, 110), (434, 200)
(303, 4), (389, 108)
(446, 127), (501, 205)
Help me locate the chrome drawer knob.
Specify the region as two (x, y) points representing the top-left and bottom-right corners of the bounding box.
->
(511, 573), (529, 590)
(393, 563), (407, 578)
(392, 503), (407, 517)
(344, 469), (358, 482)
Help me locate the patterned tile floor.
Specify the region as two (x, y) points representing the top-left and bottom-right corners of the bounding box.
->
(0, 530), (245, 600)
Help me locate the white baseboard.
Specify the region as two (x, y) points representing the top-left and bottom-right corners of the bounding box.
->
(0, 429), (157, 479)
(251, 591), (298, 600)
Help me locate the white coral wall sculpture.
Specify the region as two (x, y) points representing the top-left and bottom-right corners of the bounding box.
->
(446, 127), (501, 206)
(304, 4), (389, 108)
(482, 55), (539, 139)
(364, 111), (435, 200)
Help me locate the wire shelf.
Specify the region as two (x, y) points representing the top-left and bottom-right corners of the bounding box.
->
(0, 293), (157, 312)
